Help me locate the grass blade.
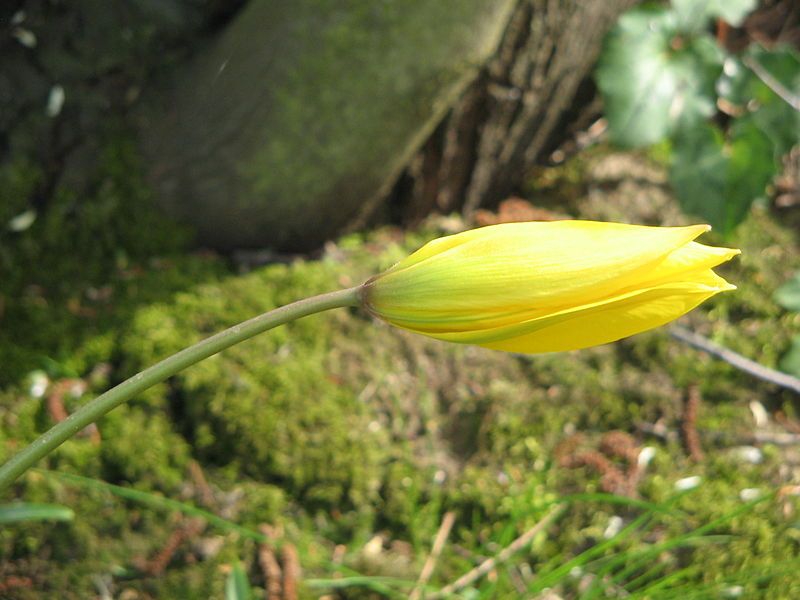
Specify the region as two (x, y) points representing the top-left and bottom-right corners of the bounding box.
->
(41, 469), (267, 542)
(0, 502), (74, 524)
(529, 510), (656, 594)
(225, 562), (253, 600)
(306, 575), (411, 598)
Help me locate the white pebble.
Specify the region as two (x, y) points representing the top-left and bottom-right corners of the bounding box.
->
(603, 515), (624, 539)
(12, 27), (36, 48)
(46, 85), (65, 117)
(363, 535), (383, 557)
(723, 57), (741, 78)
(674, 475), (702, 491)
(637, 446), (656, 468)
(749, 400), (769, 427)
(739, 488), (761, 501)
(28, 371), (49, 398)
(733, 446), (763, 464)
(7, 209), (36, 232)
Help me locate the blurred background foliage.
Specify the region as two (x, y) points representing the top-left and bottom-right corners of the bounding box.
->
(596, 0), (799, 238)
(0, 0), (799, 598)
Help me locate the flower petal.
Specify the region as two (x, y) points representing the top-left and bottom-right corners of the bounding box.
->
(406, 270), (734, 353)
(625, 242), (740, 291)
(368, 221), (712, 327)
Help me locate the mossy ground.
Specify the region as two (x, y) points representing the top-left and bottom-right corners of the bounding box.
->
(1, 146), (799, 598)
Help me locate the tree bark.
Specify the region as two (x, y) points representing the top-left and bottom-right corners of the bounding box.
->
(391, 0), (638, 222)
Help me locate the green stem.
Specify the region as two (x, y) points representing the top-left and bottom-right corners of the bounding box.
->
(0, 286), (362, 494)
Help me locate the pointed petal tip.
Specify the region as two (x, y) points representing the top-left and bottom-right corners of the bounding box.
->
(690, 243), (741, 264)
(720, 247), (742, 261)
(690, 224), (712, 234)
(711, 281), (737, 293)
(683, 223), (713, 242)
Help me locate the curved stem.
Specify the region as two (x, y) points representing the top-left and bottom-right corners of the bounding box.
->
(0, 286), (362, 494)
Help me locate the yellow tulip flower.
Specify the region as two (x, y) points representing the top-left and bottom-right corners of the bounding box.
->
(362, 221), (739, 353)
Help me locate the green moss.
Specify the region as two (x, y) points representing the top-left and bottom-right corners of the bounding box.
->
(0, 159), (42, 227)
(0, 135), (193, 386)
(2, 148), (799, 596)
(98, 407), (190, 489)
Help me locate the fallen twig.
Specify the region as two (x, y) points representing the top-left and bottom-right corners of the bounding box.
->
(281, 543), (301, 600)
(428, 504), (564, 599)
(682, 385), (704, 462)
(409, 511), (456, 600)
(506, 565), (528, 594)
(143, 517), (205, 576)
(599, 431), (639, 465)
(742, 55), (800, 112)
(0, 576), (33, 594)
(638, 422), (800, 447)
(47, 379), (101, 443)
(559, 432), (641, 497)
(188, 460), (216, 509)
(601, 431), (643, 497)
(258, 540), (282, 600)
(670, 326), (800, 395)
(751, 431), (800, 446)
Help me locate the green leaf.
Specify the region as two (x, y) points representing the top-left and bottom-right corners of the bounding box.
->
(670, 123), (728, 229)
(225, 562), (253, 600)
(725, 116), (777, 228)
(0, 502), (74, 524)
(779, 336), (800, 378)
(673, 0), (757, 30)
(717, 57), (754, 105)
(596, 6), (723, 148)
(707, 0), (756, 26)
(718, 46), (800, 158)
(747, 48), (800, 158)
(670, 117), (777, 236)
(775, 272), (800, 312)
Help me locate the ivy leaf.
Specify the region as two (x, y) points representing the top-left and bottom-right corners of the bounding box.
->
(775, 272), (800, 312)
(706, 0), (756, 25)
(670, 123), (728, 230)
(725, 116), (777, 228)
(673, 0), (756, 30)
(670, 117), (776, 236)
(596, 6), (723, 148)
(745, 48), (800, 158)
(779, 336), (800, 378)
(718, 46), (800, 158)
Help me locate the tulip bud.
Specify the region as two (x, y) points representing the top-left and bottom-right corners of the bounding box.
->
(362, 221), (739, 353)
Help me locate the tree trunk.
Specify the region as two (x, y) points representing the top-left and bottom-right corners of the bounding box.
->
(389, 0), (638, 223)
(142, 0), (516, 251)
